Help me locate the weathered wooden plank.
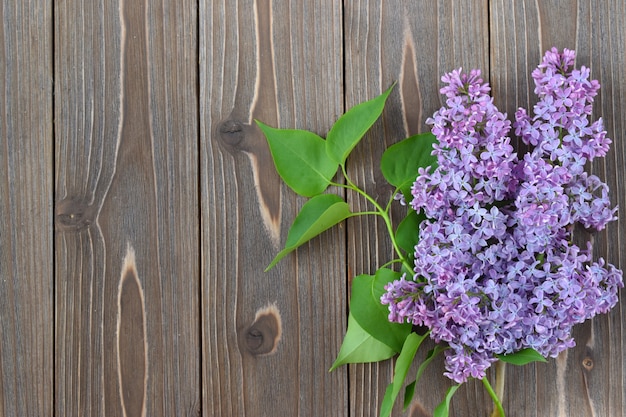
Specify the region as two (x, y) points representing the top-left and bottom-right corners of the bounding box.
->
(0, 0), (53, 415)
(201, 0), (346, 415)
(54, 0), (199, 415)
(490, 1), (626, 416)
(344, 1), (497, 416)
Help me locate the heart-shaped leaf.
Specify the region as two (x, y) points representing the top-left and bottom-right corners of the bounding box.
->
(380, 332), (428, 417)
(326, 84), (395, 166)
(380, 132), (437, 199)
(350, 269), (412, 352)
(496, 348), (547, 366)
(329, 313), (396, 371)
(266, 194), (351, 270)
(257, 120), (338, 197)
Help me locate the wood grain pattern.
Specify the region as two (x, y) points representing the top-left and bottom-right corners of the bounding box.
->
(0, 1), (53, 416)
(491, 1), (626, 416)
(201, 0), (347, 415)
(54, 0), (199, 415)
(117, 244), (148, 417)
(0, 0), (624, 416)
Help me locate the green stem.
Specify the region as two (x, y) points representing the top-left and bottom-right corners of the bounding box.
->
(348, 211), (380, 217)
(380, 259), (405, 269)
(384, 186), (403, 213)
(483, 371), (505, 417)
(338, 167), (412, 273)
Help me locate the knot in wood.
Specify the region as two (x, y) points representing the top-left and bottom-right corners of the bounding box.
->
(218, 120), (248, 151)
(582, 356), (594, 371)
(242, 304), (282, 356)
(244, 314), (279, 355)
(55, 199), (95, 232)
(245, 328), (264, 351)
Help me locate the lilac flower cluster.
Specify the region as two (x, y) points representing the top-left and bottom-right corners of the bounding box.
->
(381, 48), (622, 384)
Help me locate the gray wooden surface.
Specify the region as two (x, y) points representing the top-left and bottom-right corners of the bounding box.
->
(0, 1), (52, 416)
(1, 0), (624, 416)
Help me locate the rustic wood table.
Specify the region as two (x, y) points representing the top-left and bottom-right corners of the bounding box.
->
(1, 0), (624, 416)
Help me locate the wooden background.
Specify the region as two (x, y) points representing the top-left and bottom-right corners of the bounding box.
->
(1, 0), (624, 416)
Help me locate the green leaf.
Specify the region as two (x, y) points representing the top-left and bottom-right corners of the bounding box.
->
(403, 381), (416, 411)
(326, 84), (395, 166)
(266, 194), (351, 270)
(401, 345), (446, 411)
(350, 269), (412, 352)
(433, 384), (461, 417)
(257, 120), (338, 197)
(395, 209), (426, 256)
(496, 348), (547, 366)
(415, 345), (447, 385)
(380, 132), (438, 199)
(329, 313), (396, 371)
(380, 332), (428, 417)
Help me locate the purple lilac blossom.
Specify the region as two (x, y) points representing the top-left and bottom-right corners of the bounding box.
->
(382, 48), (623, 384)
